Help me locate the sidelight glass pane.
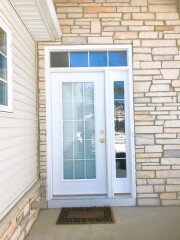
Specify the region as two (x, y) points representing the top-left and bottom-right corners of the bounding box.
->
(116, 158), (127, 178)
(114, 81), (124, 99)
(86, 160), (96, 179)
(62, 83), (72, 101)
(114, 81), (126, 178)
(0, 54), (7, 80)
(115, 131), (126, 157)
(89, 52), (107, 67)
(70, 52), (88, 67)
(115, 119), (125, 133)
(0, 81), (7, 105)
(114, 101), (124, 119)
(50, 52), (69, 67)
(109, 51), (127, 66)
(64, 161), (73, 179)
(0, 27), (7, 55)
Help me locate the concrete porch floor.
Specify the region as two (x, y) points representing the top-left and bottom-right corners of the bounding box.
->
(25, 207), (180, 240)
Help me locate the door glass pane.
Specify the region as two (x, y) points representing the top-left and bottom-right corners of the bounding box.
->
(74, 102), (83, 120)
(84, 102), (94, 120)
(63, 141), (73, 159)
(63, 102), (73, 120)
(62, 83), (72, 101)
(85, 121), (94, 139)
(62, 82), (96, 180)
(85, 140), (95, 159)
(74, 121), (84, 140)
(84, 82), (94, 101)
(89, 52), (107, 67)
(0, 81), (7, 105)
(86, 160), (96, 179)
(73, 82), (83, 101)
(0, 27), (7, 55)
(63, 121), (73, 140)
(114, 81), (126, 178)
(75, 160), (85, 179)
(70, 52), (88, 67)
(109, 51), (127, 66)
(74, 140), (84, 159)
(64, 161), (73, 179)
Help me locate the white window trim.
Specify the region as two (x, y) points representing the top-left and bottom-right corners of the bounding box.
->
(0, 18), (12, 112)
(45, 45), (136, 205)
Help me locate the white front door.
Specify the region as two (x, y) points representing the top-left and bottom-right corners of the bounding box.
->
(51, 71), (107, 195)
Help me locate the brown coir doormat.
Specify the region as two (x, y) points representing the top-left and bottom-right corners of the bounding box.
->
(56, 206), (114, 224)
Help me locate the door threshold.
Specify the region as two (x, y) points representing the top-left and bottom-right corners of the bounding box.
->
(53, 194), (107, 199)
(48, 195), (136, 208)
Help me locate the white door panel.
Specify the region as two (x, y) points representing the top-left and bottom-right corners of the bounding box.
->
(51, 72), (106, 195)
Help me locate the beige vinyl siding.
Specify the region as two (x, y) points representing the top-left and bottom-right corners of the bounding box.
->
(0, 0), (38, 220)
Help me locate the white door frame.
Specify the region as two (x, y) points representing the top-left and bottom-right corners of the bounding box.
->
(45, 45), (136, 207)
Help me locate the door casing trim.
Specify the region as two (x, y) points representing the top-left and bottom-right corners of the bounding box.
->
(45, 45), (136, 206)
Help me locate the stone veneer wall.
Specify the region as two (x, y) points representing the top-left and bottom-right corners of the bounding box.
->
(0, 181), (41, 240)
(38, 0), (180, 207)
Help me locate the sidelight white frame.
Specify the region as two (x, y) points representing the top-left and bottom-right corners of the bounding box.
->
(45, 45), (136, 207)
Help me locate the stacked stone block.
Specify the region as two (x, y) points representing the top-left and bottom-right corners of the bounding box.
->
(38, 42), (62, 208)
(38, 0), (180, 206)
(0, 181), (41, 240)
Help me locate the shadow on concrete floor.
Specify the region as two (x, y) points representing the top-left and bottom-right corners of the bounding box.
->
(25, 207), (180, 240)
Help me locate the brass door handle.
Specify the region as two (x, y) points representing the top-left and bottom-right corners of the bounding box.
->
(100, 138), (104, 143)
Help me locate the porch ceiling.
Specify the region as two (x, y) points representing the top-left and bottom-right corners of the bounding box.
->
(9, 0), (61, 41)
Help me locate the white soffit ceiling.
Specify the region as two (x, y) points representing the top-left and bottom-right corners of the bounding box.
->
(10, 0), (61, 41)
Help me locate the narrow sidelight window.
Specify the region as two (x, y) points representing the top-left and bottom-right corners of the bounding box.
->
(0, 27), (7, 106)
(0, 19), (12, 111)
